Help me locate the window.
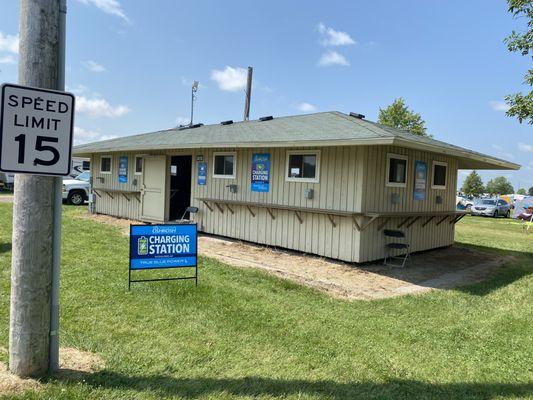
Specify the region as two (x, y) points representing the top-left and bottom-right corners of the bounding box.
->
(82, 160), (90, 170)
(134, 156), (143, 175)
(213, 152), (236, 178)
(100, 156), (112, 174)
(432, 161), (447, 189)
(76, 171), (90, 182)
(386, 154), (408, 187)
(286, 150), (320, 183)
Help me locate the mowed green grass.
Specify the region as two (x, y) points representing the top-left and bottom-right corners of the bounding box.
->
(0, 205), (532, 399)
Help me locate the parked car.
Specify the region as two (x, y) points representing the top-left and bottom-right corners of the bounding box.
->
(0, 172), (15, 191)
(456, 195), (474, 211)
(471, 198), (510, 218)
(62, 171), (90, 205)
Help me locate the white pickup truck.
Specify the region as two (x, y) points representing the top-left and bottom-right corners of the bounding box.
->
(62, 171), (90, 205)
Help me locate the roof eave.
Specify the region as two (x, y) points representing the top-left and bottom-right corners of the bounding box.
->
(393, 138), (521, 170)
(72, 137), (396, 156)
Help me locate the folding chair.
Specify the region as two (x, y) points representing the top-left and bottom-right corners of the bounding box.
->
(383, 229), (410, 268)
(178, 206), (199, 223)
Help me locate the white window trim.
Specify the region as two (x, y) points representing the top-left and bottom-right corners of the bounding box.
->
(100, 155), (112, 174)
(385, 153), (408, 188)
(134, 155), (144, 175)
(431, 160), (448, 189)
(285, 150), (321, 183)
(212, 151), (237, 179)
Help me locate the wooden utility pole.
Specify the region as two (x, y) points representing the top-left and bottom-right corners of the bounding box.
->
(9, 0), (62, 377)
(243, 66), (253, 121)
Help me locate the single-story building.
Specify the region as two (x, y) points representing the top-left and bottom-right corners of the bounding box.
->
(73, 111), (519, 263)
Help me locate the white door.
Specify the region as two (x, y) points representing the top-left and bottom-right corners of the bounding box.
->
(140, 156), (167, 222)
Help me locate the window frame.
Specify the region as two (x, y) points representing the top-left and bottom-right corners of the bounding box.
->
(385, 153), (408, 188)
(431, 161), (448, 190)
(100, 155), (112, 174)
(285, 150), (321, 183)
(134, 155), (144, 175)
(212, 151), (237, 179)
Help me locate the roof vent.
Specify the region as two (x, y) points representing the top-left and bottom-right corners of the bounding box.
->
(220, 120), (233, 125)
(178, 123), (204, 131)
(259, 115), (274, 122)
(349, 112), (365, 119)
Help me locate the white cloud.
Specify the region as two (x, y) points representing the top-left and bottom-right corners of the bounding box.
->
(518, 142), (533, 153)
(0, 32), (19, 54)
(317, 23), (356, 46)
(318, 51), (350, 67)
(76, 0), (130, 23)
(76, 96), (130, 118)
(83, 60), (106, 72)
(491, 144), (503, 150)
(66, 84), (89, 95)
(211, 66), (248, 92)
(295, 102), (317, 112)
(0, 55), (16, 64)
(73, 126), (117, 145)
(489, 100), (510, 112)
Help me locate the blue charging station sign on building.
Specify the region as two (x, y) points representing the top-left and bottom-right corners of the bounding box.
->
(129, 223), (198, 288)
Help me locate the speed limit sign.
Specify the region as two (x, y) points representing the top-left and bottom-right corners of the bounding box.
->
(0, 83), (75, 176)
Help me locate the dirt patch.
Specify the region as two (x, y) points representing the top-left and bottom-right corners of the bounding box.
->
(56, 347), (104, 379)
(0, 347), (104, 395)
(79, 213), (512, 300)
(199, 236), (512, 300)
(73, 211), (134, 236)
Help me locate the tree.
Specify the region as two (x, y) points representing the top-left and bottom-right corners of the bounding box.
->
(517, 187), (527, 195)
(461, 171), (485, 197)
(504, 0), (533, 124)
(378, 98), (431, 137)
(529, 186), (533, 196)
(485, 176), (514, 195)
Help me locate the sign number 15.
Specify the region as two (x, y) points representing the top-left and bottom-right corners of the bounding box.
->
(14, 134), (60, 166)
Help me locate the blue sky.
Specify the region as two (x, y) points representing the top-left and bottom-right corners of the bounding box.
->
(1, 0), (532, 189)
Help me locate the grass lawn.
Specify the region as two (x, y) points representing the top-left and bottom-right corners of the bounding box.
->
(0, 206), (532, 399)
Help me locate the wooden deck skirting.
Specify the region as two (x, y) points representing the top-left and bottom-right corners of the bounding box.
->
(196, 198), (466, 232)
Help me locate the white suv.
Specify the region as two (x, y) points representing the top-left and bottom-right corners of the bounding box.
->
(62, 171), (90, 205)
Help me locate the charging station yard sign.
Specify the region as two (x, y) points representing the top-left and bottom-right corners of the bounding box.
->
(0, 83), (75, 176)
(130, 224), (197, 269)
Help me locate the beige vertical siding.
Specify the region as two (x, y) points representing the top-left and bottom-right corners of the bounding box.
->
(89, 144), (458, 263)
(358, 145), (457, 262)
(190, 147), (363, 262)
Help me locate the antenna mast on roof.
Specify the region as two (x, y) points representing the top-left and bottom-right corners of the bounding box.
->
(243, 66), (253, 121)
(190, 80), (199, 127)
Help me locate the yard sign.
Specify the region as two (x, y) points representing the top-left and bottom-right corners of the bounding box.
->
(129, 223), (198, 288)
(0, 83), (75, 176)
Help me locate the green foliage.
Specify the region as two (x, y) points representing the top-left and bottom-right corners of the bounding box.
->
(377, 98), (430, 137)
(504, 0), (533, 124)
(0, 205), (532, 399)
(485, 176), (514, 195)
(461, 170), (485, 196)
(529, 186), (533, 196)
(517, 187), (527, 195)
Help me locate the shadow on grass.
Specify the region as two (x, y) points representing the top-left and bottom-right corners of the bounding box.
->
(453, 243), (533, 297)
(57, 372), (533, 400)
(0, 242), (11, 254)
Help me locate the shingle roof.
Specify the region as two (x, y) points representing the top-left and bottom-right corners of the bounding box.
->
(73, 111), (519, 170)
